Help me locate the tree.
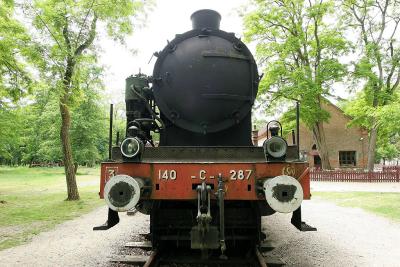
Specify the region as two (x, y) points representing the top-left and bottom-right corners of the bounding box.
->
(24, 89), (63, 164)
(343, 92), (400, 163)
(18, 80), (109, 167)
(22, 0), (146, 200)
(69, 61), (109, 166)
(0, 107), (24, 165)
(0, 0), (38, 106)
(0, 63), (110, 167)
(376, 98), (400, 161)
(342, 0), (400, 170)
(243, 0), (348, 169)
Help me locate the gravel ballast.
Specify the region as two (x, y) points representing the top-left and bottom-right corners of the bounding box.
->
(1, 199), (399, 266)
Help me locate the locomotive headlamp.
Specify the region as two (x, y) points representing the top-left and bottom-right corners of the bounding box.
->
(263, 136), (288, 159)
(120, 137), (143, 158)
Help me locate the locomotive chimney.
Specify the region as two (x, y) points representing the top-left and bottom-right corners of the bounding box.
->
(190, 9), (221, 30)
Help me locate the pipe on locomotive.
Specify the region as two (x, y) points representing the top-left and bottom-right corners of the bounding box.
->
(104, 175), (144, 212)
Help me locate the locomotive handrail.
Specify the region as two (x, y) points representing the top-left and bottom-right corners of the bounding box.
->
(201, 93), (252, 101)
(202, 51), (251, 60)
(266, 120), (283, 138)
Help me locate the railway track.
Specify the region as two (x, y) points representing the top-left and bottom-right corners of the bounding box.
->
(111, 241), (283, 267)
(142, 246), (268, 267)
(110, 210), (284, 267)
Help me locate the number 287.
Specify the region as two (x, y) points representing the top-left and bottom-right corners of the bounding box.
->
(229, 169), (252, 180)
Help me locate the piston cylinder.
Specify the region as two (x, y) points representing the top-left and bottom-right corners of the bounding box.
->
(104, 175), (144, 212)
(263, 175), (303, 213)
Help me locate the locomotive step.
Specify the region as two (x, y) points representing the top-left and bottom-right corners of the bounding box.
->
(110, 255), (149, 264)
(125, 241), (152, 249)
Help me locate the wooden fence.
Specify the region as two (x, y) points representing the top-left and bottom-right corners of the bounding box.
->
(382, 165), (400, 172)
(310, 167), (400, 182)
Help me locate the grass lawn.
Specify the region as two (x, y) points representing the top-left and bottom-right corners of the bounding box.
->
(313, 191), (400, 222)
(0, 166), (104, 250)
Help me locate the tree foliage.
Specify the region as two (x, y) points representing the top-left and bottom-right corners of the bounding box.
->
(0, 0), (38, 105)
(243, 0), (348, 169)
(0, 82), (109, 166)
(343, 92), (400, 161)
(0, 107), (24, 164)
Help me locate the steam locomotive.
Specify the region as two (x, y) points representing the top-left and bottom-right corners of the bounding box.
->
(94, 9), (315, 257)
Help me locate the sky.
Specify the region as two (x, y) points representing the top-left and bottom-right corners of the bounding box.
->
(99, 0), (249, 104)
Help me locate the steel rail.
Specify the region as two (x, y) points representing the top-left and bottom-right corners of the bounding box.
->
(143, 249), (158, 267)
(139, 246), (268, 267)
(255, 246), (268, 267)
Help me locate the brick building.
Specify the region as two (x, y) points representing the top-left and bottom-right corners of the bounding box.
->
(254, 101), (369, 169)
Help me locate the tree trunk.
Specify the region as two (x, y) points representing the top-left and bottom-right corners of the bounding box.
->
(367, 87), (379, 172)
(312, 121), (332, 170)
(59, 56), (79, 201)
(57, 15), (96, 200)
(60, 100), (80, 200)
(367, 125), (378, 171)
(74, 162), (79, 174)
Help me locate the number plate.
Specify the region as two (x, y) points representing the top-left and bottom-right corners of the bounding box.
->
(157, 168), (253, 181)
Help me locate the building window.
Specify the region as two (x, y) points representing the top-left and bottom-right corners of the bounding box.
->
(339, 151), (356, 166)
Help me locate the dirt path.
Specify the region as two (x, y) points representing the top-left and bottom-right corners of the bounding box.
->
(0, 206), (149, 267)
(0, 200), (399, 266)
(311, 181), (400, 192)
(263, 200), (400, 266)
